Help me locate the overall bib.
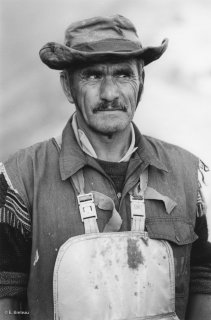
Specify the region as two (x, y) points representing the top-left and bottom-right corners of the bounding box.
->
(53, 168), (179, 320)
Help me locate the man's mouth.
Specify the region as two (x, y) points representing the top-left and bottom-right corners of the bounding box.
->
(93, 102), (127, 113)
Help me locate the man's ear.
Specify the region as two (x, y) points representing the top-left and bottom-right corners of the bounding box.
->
(60, 71), (74, 104)
(141, 69), (145, 83)
(137, 69), (145, 105)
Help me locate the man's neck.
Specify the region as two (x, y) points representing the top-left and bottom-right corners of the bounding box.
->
(89, 129), (131, 162)
(76, 114), (131, 162)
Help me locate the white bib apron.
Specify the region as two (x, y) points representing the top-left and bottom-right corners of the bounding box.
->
(53, 168), (179, 320)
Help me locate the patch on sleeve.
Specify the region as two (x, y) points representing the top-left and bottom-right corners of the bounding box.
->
(0, 163), (31, 236)
(197, 160), (209, 218)
(197, 187), (207, 217)
(199, 159), (209, 185)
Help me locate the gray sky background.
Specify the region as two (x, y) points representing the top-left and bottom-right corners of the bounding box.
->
(1, 0), (211, 233)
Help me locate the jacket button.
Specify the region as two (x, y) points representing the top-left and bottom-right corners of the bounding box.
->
(175, 235), (180, 242)
(117, 192), (122, 199)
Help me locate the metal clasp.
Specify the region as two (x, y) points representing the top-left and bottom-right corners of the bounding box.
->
(130, 195), (145, 218)
(77, 193), (97, 222)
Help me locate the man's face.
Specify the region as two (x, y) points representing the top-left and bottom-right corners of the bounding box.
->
(69, 59), (143, 135)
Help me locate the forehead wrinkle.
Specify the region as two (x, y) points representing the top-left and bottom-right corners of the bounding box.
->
(80, 60), (138, 74)
(112, 61), (140, 78)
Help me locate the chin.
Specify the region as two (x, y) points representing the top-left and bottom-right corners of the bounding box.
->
(90, 118), (130, 135)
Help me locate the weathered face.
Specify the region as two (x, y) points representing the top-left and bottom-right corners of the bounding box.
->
(68, 59), (143, 135)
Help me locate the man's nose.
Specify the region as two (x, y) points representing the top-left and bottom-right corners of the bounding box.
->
(100, 77), (119, 102)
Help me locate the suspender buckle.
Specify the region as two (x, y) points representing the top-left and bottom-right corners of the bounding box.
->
(130, 195), (145, 218)
(130, 195), (146, 232)
(77, 193), (97, 222)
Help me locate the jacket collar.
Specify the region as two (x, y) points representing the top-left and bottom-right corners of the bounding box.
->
(59, 118), (168, 181)
(59, 119), (87, 180)
(133, 123), (168, 173)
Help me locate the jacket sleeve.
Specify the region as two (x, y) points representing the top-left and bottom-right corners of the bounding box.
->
(190, 161), (211, 294)
(0, 163), (31, 299)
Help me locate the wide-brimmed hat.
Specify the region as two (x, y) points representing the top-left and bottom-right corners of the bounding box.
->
(39, 15), (168, 70)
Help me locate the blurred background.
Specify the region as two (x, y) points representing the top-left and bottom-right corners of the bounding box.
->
(0, 0), (211, 233)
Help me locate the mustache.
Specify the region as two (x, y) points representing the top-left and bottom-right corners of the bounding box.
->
(93, 101), (127, 113)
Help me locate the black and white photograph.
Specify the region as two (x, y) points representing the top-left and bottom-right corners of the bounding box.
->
(0, 0), (211, 319)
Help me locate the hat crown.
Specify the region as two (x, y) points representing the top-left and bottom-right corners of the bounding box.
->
(39, 14), (168, 70)
(64, 15), (141, 49)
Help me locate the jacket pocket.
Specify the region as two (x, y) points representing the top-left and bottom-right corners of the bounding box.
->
(146, 218), (197, 313)
(146, 218), (198, 246)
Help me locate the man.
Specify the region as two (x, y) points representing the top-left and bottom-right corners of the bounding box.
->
(0, 15), (210, 320)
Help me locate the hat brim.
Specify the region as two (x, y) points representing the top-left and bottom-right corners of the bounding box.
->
(39, 38), (168, 70)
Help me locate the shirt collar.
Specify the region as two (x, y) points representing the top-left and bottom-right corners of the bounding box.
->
(59, 117), (168, 181)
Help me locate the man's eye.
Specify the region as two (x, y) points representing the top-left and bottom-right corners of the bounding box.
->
(86, 72), (102, 80)
(118, 74), (128, 78)
(115, 72), (131, 79)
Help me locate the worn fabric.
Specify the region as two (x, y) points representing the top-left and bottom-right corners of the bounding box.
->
(54, 233), (179, 320)
(39, 14), (168, 70)
(96, 159), (129, 193)
(0, 118), (210, 320)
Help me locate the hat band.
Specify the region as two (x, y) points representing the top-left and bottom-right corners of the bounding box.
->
(71, 38), (142, 53)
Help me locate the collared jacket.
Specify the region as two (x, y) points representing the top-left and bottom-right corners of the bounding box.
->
(0, 119), (210, 320)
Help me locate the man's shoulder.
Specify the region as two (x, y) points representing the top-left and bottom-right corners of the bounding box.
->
(3, 138), (58, 181)
(142, 135), (199, 166)
(1, 139), (59, 205)
(5, 138), (56, 165)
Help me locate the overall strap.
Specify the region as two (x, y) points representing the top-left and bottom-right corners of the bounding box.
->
(71, 171), (99, 234)
(71, 170), (123, 234)
(54, 135), (99, 234)
(130, 168), (148, 233)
